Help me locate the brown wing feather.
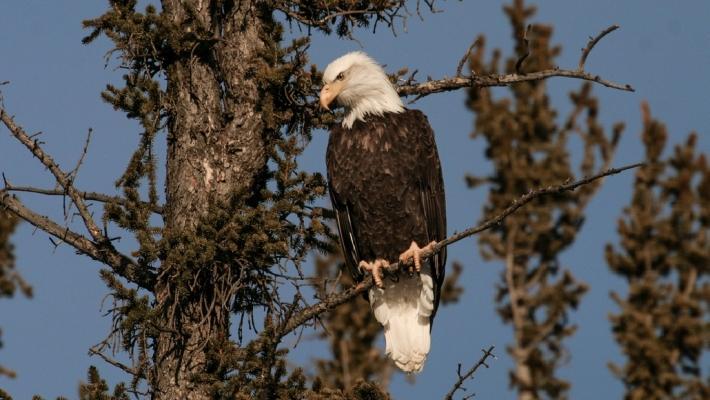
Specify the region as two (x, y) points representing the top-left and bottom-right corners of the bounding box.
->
(412, 110), (447, 320)
(328, 182), (363, 281)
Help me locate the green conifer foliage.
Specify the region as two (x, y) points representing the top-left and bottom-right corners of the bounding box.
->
(466, 1), (623, 397)
(606, 103), (710, 399)
(78, 366), (130, 400)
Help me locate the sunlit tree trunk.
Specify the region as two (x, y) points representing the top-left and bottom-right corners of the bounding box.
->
(153, 1), (267, 397)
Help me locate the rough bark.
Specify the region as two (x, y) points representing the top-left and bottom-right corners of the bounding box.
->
(163, 1), (267, 228)
(153, 1), (267, 398)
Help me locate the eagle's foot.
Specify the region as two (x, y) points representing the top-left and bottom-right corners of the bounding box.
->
(358, 259), (389, 288)
(399, 241), (437, 273)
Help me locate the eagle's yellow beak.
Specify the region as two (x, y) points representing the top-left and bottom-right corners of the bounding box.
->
(319, 81), (344, 110)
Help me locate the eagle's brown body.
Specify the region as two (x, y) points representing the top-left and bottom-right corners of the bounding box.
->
(326, 109), (447, 321)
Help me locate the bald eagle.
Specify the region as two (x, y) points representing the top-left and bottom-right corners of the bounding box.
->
(320, 51), (447, 373)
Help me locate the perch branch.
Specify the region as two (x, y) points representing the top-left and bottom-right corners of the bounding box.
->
(277, 163), (643, 338)
(444, 346), (496, 400)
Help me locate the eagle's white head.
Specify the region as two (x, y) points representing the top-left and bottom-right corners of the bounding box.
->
(320, 51), (404, 129)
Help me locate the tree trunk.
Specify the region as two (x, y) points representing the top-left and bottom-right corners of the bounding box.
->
(153, 1), (267, 398)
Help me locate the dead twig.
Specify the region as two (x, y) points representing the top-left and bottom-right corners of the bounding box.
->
(579, 24), (619, 71)
(67, 128), (93, 183)
(444, 346), (496, 400)
(515, 24), (532, 74)
(456, 38), (482, 77)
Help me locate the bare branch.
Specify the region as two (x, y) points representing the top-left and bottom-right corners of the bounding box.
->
(456, 38), (482, 77)
(67, 128), (93, 182)
(89, 345), (141, 377)
(0, 107), (103, 241)
(89, 346), (138, 376)
(277, 163), (643, 338)
(0, 192), (155, 290)
(444, 346), (496, 400)
(430, 163), (643, 260)
(579, 24), (619, 71)
(398, 24), (633, 101)
(515, 24), (532, 74)
(0, 106), (158, 289)
(2, 183), (163, 215)
(397, 67), (633, 99)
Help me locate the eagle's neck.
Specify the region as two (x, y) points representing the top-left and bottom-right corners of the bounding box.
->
(342, 82), (404, 129)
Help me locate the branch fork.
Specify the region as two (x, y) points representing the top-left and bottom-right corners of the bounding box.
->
(397, 24), (632, 102)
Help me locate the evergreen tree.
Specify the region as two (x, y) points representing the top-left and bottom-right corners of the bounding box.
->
(0, 210), (30, 383)
(606, 103), (710, 400)
(466, 1), (624, 398)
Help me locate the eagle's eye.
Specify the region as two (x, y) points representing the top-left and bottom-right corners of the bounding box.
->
(336, 72), (345, 81)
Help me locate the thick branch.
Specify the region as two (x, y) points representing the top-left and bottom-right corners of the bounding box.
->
(278, 163), (643, 338)
(444, 346), (496, 400)
(0, 192), (155, 290)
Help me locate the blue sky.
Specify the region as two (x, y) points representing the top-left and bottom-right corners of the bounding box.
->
(1, 1), (708, 399)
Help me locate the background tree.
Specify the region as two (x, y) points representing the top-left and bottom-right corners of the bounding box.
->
(0, 210), (30, 386)
(606, 103), (709, 399)
(466, 1), (623, 398)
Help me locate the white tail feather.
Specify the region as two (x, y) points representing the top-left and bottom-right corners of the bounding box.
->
(369, 266), (435, 373)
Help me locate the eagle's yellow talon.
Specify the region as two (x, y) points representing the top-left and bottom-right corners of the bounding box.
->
(399, 241), (437, 273)
(359, 259), (389, 288)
